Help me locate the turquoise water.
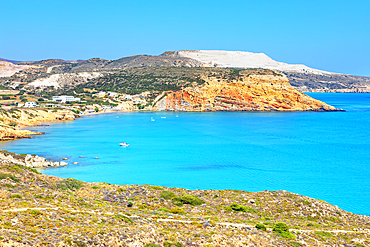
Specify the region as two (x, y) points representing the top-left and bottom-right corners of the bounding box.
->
(1, 93), (369, 215)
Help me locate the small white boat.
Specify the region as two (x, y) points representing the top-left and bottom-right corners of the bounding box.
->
(119, 142), (130, 147)
(151, 117), (155, 121)
(161, 116), (166, 119)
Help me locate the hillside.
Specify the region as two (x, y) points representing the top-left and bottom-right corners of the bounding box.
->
(0, 67), (339, 112)
(0, 50), (369, 93)
(0, 151), (369, 246)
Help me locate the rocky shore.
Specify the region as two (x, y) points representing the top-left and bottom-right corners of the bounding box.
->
(0, 108), (80, 141)
(0, 150), (67, 168)
(0, 151), (369, 246)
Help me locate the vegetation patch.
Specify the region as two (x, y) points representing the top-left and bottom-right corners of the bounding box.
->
(177, 194), (204, 206)
(272, 222), (295, 239)
(0, 173), (19, 182)
(57, 178), (83, 191)
(255, 223), (267, 231)
(161, 190), (176, 200)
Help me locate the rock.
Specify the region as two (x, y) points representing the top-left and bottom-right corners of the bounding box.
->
(153, 70), (338, 112)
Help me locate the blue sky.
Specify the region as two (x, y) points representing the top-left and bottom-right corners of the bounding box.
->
(1, 0), (369, 76)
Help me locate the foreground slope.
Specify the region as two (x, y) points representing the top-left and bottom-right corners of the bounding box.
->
(0, 152), (369, 246)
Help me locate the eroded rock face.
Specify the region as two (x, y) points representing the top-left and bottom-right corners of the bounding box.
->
(153, 71), (338, 112)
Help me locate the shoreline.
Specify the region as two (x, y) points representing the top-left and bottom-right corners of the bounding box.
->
(1, 105), (370, 246)
(1, 152), (370, 246)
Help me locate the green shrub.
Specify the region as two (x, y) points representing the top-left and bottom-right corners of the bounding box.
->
(273, 222), (295, 239)
(0, 173), (19, 182)
(57, 178), (83, 191)
(8, 121), (17, 127)
(127, 201), (133, 207)
(170, 207), (186, 215)
(255, 223), (266, 231)
(178, 194), (204, 206)
(11, 194), (22, 199)
(161, 190), (176, 200)
(145, 244), (161, 247)
(230, 203), (247, 212)
(172, 197), (183, 206)
(29, 210), (43, 216)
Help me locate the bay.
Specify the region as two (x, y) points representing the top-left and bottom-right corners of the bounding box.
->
(1, 93), (369, 215)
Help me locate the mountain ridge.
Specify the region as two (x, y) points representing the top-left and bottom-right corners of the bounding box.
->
(1, 50), (369, 92)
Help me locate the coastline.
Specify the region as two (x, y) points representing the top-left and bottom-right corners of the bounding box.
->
(1, 154), (370, 246)
(0, 105), (370, 246)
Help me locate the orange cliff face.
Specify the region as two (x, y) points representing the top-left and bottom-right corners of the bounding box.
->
(153, 71), (339, 112)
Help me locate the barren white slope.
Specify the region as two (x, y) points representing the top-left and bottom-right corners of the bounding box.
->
(0, 61), (27, 77)
(177, 50), (333, 75)
(27, 72), (102, 89)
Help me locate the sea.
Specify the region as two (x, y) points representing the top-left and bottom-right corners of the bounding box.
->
(0, 93), (369, 215)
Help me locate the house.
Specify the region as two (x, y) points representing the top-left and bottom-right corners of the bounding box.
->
(93, 92), (106, 97)
(52, 95), (81, 103)
(124, 95), (133, 100)
(17, 103), (25, 107)
(25, 101), (37, 108)
(108, 92), (118, 97)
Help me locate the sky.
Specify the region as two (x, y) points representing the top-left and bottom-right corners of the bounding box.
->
(1, 0), (369, 76)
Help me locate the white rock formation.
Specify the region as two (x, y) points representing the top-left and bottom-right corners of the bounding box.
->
(176, 50), (333, 75)
(27, 72), (102, 89)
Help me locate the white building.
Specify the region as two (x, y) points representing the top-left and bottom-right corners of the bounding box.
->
(52, 95), (80, 103)
(108, 92), (118, 97)
(25, 101), (37, 108)
(93, 92), (105, 97)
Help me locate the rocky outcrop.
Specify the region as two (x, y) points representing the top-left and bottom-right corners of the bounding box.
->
(0, 109), (80, 141)
(0, 151), (67, 168)
(153, 70), (339, 112)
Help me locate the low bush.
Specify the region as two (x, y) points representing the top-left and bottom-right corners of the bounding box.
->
(273, 222), (295, 239)
(178, 194), (204, 206)
(230, 203), (247, 212)
(170, 207), (186, 215)
(255, 223), (266, 231)
(161, 190), (176, 200)
(57, 178), (83, 191)
(0, 173), (19, 182)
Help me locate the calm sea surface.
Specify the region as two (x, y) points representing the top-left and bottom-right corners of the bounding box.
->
(1, 93), (369, 215)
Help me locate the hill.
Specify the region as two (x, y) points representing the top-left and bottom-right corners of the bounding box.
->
(0, 50), (369, 94)
(0, 150), (369, 246)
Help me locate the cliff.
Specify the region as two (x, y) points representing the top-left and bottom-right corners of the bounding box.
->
(0, 109), (79, 141)
(0, 153), (369, 246)
(153, 70), (338, 112)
